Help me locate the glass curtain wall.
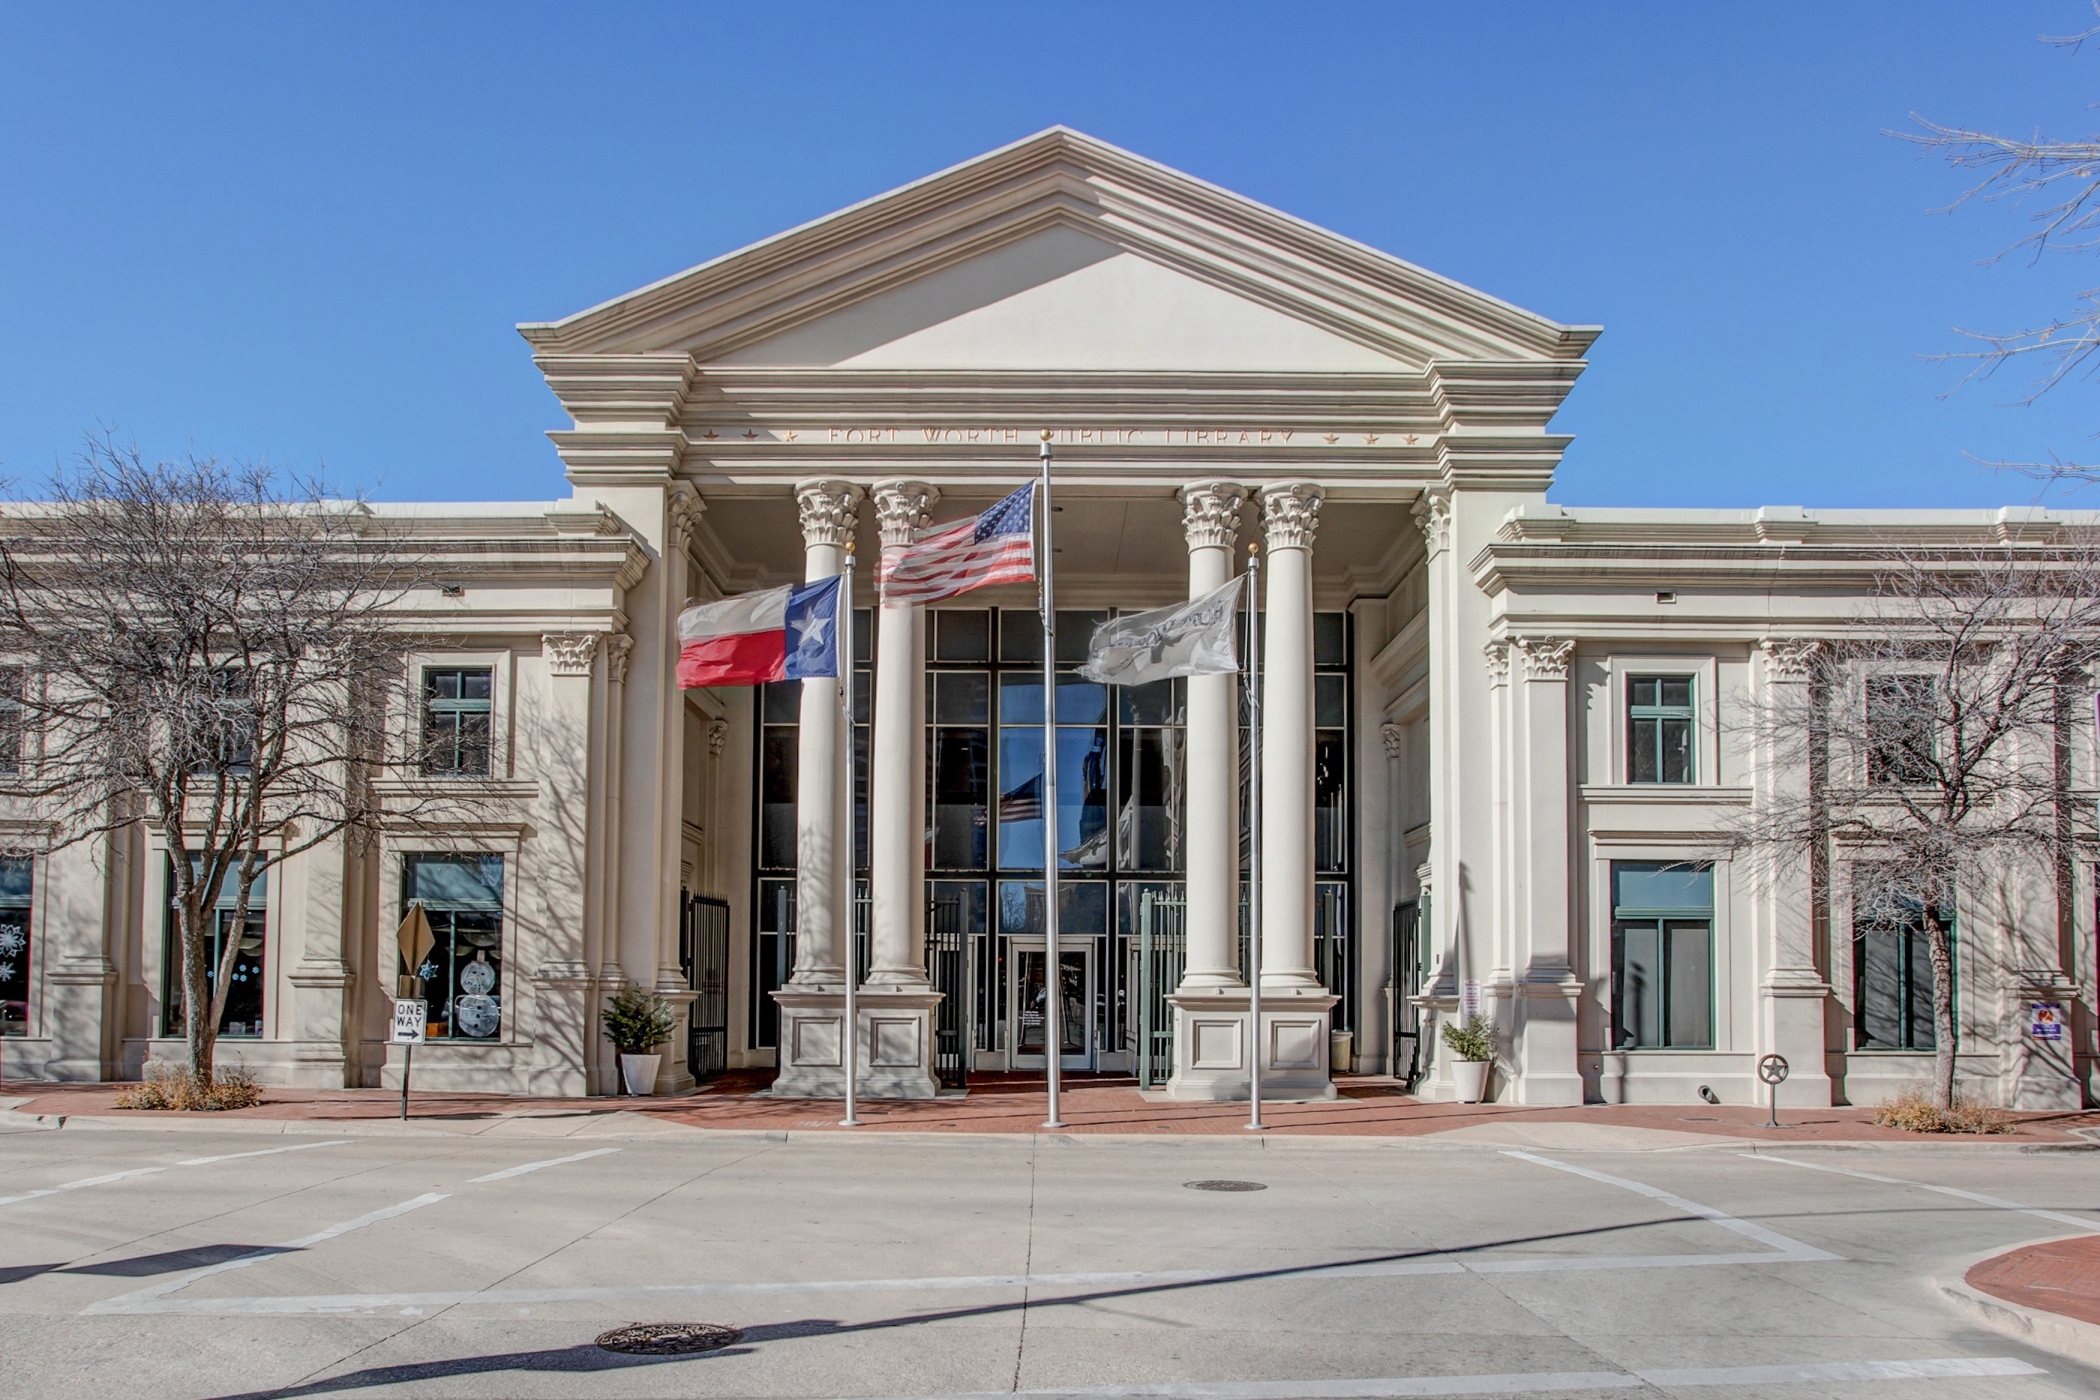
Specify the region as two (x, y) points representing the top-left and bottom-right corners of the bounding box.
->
(755, 604), (1355, 1069)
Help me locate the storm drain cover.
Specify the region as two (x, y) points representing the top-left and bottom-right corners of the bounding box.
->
(1184, 1179), (1266, 1192)
(595, 1323), (742, 1355)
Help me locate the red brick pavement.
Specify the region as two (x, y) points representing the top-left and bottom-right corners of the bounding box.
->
(1967, 1235), (2100, 1327)
(5, 1071), (2098, 1143)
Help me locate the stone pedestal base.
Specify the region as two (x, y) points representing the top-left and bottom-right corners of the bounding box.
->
(1762, 977), (1836, 1108)
(1165, 985), (1339, 1102)
(1514, 979), (1584, 1105)
(769, 984), (943, 1099)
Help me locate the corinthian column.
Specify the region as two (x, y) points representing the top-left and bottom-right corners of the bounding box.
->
(1177, 481), (1246, 989)
(789, 480), (861, 988)
(868, 479), (936, 989)
(1260, 482), (1323, 991)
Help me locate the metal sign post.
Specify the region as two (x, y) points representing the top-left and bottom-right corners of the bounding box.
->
(1757, 1053), (1789, 1129)
(391, 998), (427, 1120)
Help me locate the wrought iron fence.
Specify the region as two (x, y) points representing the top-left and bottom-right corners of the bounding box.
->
(1130, 887), (1186, 1089)
(927, 890), (969, 1090)
(1391, 900), (1421, 1090)
(680, 891), (731, 1081)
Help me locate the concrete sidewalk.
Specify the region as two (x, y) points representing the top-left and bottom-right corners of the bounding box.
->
(5, 1071), (2097, 1147)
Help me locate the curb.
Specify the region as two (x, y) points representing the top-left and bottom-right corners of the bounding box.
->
(1934, 1233), (2100, 1369)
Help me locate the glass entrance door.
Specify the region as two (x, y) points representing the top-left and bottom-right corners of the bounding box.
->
(1012, 943), (1091, 1070)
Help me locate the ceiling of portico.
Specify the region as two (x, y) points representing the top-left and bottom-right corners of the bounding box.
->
(692, 490), (1420, 609)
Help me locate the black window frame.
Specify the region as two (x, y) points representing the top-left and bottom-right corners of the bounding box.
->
(421, 666), (494, 776)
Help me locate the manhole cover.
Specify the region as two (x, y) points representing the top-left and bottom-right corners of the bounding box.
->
(595, 1323), (742, 1355)
(1184, 1179), (1266, 1192)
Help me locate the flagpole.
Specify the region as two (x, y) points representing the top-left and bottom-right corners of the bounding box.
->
(840, 542), (860, 1128)
(1038, 429), (1066, 1129)
(1245, 542), (1266, 1132)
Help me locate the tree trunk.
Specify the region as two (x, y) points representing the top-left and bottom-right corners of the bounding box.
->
(1926, 917), (1956, 1111)
(181, 902), (216, 1087)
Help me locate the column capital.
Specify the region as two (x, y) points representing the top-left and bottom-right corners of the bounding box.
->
(1259, 481), (1323, 551)
(1515, 636), (1574, 681)
(668, 483), (706, 552)
(795, 479), (863, 549)
(1482, 640), (1511, 687)
(542, 632), (600, 678)
(1380, 722), (1404, 760)
(707, 718), (729, 758)
(605, 634), (633, 685)
(872, 479), (938, 549)
(1759, 636), (1820, 682)
(1177, 480), (1247, 550)
(1414, 491), (1452, 555)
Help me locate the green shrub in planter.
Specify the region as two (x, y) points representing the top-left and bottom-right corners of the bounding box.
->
(603, 988), (677, 1055)
(1439, 1013), (1495, 1063)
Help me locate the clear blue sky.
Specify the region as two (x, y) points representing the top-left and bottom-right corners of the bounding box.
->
(5, 2), (2099, 508)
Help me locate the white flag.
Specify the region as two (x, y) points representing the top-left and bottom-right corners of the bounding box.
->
(1077, 577), (1243, 687)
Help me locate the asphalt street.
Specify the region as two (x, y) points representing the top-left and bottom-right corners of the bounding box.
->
(0, 1115), (2094, 1399)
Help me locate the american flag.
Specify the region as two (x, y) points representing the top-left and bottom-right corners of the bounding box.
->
(877, 482), (1036, 606)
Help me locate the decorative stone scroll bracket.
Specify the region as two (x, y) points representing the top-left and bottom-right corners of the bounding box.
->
(1759, 637), (1820, 682)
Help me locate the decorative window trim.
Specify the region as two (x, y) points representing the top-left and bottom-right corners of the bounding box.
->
(1603, 655), (1720, 790)
(398, 651), (512, 782)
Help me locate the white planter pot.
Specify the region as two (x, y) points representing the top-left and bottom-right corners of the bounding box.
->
(619, 1053), (661, 1097)
(1451, 1059), (1491, 1104)
(1329, 1030), (1353, 1076)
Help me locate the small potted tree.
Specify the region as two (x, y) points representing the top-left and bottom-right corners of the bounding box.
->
(603, 988), (678, 1097)
(1440, 1014), (1495, 1104)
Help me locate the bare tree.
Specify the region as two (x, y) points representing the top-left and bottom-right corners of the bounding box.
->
(1732, 539), (2100, 1110)
(0, 434), (452, 1089)
(1897, 9), (2100, 481)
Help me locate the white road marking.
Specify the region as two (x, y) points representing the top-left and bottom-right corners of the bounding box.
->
(466, 1147), (620, 1182)
(81, 1193), (449, 1314)
(1744, 1152), (2100, 1231)
(177, 1140), (352, 1167)
(1501, 1150), (1840, 1260)
(870, 1356), (2045, 1398)
(85, 1154), (1844, 1317)
(0, 1167), (165, 1207)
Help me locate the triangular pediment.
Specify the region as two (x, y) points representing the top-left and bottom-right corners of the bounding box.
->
(519, 128), (1598, 371)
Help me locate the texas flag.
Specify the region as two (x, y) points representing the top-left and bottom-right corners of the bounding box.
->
(677, 576), (842, 689)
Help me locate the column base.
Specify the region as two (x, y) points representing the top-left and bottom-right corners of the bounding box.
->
(1164, 986), (1340, 1102)
(1762, 975), (1836, 1109)
(768, 986), (943, 1100)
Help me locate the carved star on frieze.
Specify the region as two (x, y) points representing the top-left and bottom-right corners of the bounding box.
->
(701, 429), (718, 440)
(1405, 434), (1420, 445)
(782, 430), (798, 442)
(1323, 433), (1340, 445)
(1363, 434), (1380, 445)
(742, 429), (759, 441)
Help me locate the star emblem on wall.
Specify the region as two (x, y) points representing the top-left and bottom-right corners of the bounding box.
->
(1363, 434), (1380, 444)
(781, 430), (798, 442)
(1323, 432), (1339, 444)
(700, 429), (718, 440)
(1405, 434), (1420, 445)
(742, 429), (759, 440)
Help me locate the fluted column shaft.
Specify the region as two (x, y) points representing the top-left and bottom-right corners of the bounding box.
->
(1260, 483), (1323, 989)
(1177, 481), (1246, 988)
(868, 480), (935, 988)
(790, 480), (861, 987)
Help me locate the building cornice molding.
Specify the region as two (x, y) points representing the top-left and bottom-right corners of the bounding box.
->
(517, 128), (1598, 369)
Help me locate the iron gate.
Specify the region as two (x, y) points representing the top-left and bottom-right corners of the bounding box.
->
(927, 891), (969, 1090)
(1391, 900), (1421, 1090)
(681, 891), (730, 1082)
(1130, 888), (1186, 1088)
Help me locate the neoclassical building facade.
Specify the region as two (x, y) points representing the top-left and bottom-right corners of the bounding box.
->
(1, 130), (2092, 1110)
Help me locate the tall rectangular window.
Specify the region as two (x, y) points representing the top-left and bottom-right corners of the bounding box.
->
(1867, 674), (1937, 786)
(1610, 862), (1712, 1049)
(0, 667), (24, 776)
(1627, 676), (1694, 784)
(402, 854), (504, 1040)
(162, 860), (267, 1039)
(0, 859), (29, 1036)
(1854, 904), (1951, 1051)
(422, 668), (492, 775)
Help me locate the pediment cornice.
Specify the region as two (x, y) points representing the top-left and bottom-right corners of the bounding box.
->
(518, 128), (1600, 368)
